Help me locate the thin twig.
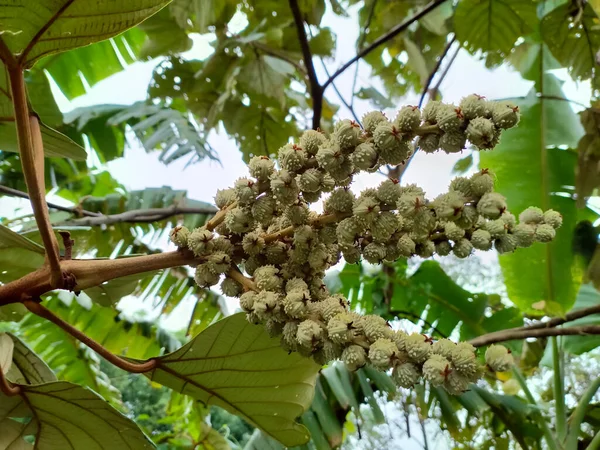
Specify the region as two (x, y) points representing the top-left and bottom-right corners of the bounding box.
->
(0, 184), (101, 217)
(418, 35), (456, 109)
(321, 0), (449, 93)
(288, 0), (322, 129)
(317, 56), (362, 124)
(469, 325), (600, 347)
(57, 205), (218, 226)
(350, 0), (378, 109)
(23, 300), (157, 374)
(398, 43), (460, 181)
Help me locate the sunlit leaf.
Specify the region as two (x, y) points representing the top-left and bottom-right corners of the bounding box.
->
(4, 333), (57, 385)
(479, 74), (586, 312)
(454, 0), (538, 65)
(0, 382), (155, 449)
(0, 0), (170, 67)
(0, 224), (44, 254)
(141, 313), (320, 447)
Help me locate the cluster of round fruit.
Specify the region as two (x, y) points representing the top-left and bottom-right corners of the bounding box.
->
(168, 97), (556, 393)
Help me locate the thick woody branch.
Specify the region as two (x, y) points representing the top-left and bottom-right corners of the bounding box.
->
(7, 67), (62, 287)
(469, 325), (600, 347)
(23, 300), (156, 374)
(288, 0), (322, 129)
(0, 249), (198, 306)
(321, 0), (449, 93)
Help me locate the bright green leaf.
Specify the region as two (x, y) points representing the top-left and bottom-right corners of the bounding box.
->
(4, 333), (57, 385)
(0, 0), (170, 68)
(356, 87), (395, 109)
(452, 153), (474, 174)
(85, 271), (157, 307)
(480, 73), (585, 312)
(142, 313), (320, 447)
(454, 0), (538, 64)
(0, 224), (45, 254)
(138, 7), (193, 59)
(541, 2), (600, 83)
(0, 381), (155, 449)
(0, 333), (13, 374)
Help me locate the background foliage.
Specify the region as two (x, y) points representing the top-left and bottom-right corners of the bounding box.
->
(2, 0), (600, 449)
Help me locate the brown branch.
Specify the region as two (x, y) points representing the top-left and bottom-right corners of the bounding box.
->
(205, 202), (238, 231)
(0, 249), (199, 306)
(23, 300), (157, 374)
(321, 0), (449, 93)
(0, 184), (102, 217)
(469, 325), (600, 347)
(8, 67), (62, 288)
(227, 266), (256, 291)
(288, 0), (323, 129)
(0, 365), (21, 396)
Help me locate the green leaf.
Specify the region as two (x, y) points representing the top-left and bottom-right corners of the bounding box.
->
(539, 284), (600, 362)
(141, 313), (320, 447)
(238, 55), (295, 107)
(309, 28), (336, 57)
(403, 38), (429, 85)
(4, 333), (57, 385)
(310, 380), (343, 447)
(0, 333), (13, 373)
(541, 2), (600, 83)
(452, 153), (474, 174)
(0, 62), (87, 160)
(390, 260), (489, 339)
(38, 28), (147, 100)
(454, 0), (538, 65)
(0, 381), (155, 449)
(356, 87), (395, 109)
(170, 0), (237, 33)
(0, 304), (28, 323)
(0, 224), (45, 254)
(356, 370), (385, 425)
(222, 100), (299, 163)
(479, 73), (585, 312)
(137, 7), (193, 59)
(0, 0), (170, 68)
(85, 271), (157, 307)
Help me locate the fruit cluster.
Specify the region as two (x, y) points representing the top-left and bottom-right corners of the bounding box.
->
(169, 97), (559, 393)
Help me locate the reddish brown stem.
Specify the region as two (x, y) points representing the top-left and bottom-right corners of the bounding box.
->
(23, 300), (156, 374)
(0, 365), (21, 396)
(7, 66), (62, 288)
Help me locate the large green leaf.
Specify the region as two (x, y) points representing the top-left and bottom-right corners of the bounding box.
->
(479, 73), (586, 312)
(541, 2), (600, 84)
(454, 0), (538, 65)
(4, 333), (57, 385)
(18, 296), (178, 404)
(0, 381), (154, 449)
(0, 224), (44, 254)
(142, 313), (320, 447)
(0, 61), (87, 160)
(37, 28), (147, 100)
(0, 0), (170, 68)
(337, 260), (522, 342)
(137, 7), (193, 59)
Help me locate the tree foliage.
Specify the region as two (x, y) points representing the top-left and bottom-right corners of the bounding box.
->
(1, 1), (600, 449)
